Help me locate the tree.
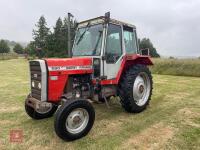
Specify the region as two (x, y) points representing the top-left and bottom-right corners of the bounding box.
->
(13, 43), (24, 54)
(53, 17), (66, 57)
(45, 17), (77, 57)
(0, 40), (10, 53)
(24, 41), (36, 56)
(45, 33), (56, 57)
(139, 38), (160, 57)
(61, 17), (77, 57)
(46, 17), (65, 57)
(33, 16), (50, 57)
(32, 16), (77, 58)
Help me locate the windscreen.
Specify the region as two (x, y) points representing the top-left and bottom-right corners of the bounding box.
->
(72, 24), (103, 56)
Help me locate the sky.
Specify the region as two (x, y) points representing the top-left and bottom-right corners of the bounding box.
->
(0, 0), (200, 57)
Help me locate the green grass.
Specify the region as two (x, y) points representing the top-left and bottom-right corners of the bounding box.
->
(0, 53), (18, 60)
(0, 59), (200, 150)
(151, 58), (200, 77)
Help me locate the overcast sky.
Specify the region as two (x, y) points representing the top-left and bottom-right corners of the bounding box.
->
(0, 0), (200, 57)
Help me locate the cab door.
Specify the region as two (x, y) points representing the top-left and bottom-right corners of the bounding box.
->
(103, 24), (124, 79)
(123, 26), (138, 54)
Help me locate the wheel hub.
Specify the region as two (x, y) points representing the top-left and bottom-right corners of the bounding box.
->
(73, 116), (82, 124)
(66, 108), (89, 134)
(133, 72), (151, 106)
(139, 85), (144, 94)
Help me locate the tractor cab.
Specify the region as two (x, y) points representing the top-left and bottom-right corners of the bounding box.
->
(72, 13), (139, 80)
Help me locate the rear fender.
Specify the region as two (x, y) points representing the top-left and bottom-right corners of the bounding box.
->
(116, 54), (153, 83)
(124, 54), (153, 68)
(100, 54), (153, 85)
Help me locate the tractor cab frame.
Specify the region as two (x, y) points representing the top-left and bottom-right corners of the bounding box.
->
(73, 15), (140, 80)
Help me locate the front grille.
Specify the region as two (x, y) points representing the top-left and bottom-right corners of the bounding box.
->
(30, 61), (42, 100)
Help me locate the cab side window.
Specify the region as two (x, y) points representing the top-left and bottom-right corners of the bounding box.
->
(105, 24), (122, 63)
(123, 26), (137, 54)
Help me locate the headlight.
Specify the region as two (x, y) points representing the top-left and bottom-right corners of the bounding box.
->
(38, 82), (41, 89)
(31, 81), (35, 87)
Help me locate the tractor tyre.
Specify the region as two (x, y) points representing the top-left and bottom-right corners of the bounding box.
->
(118, 64), (153, 113)
(54, 99), (95, 141)
(25, 97), (58, 120)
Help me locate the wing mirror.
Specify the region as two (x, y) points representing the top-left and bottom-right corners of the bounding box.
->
(140, 48), (150, 56)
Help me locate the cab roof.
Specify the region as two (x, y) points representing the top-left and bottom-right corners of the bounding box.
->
(78, 16), (136, 29)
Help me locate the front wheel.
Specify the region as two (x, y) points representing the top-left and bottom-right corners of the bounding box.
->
(25, 98), (58, 120)
(118, 64), (153, 113)
(54, 99), (95, 141)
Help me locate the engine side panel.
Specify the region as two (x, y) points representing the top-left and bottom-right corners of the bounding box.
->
(45, 58), (93, 102)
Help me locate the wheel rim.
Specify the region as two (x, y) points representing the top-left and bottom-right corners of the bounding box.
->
(133, 72), (151, 106)
(36, 103), (53, 114)
(65, 108), (89, 134)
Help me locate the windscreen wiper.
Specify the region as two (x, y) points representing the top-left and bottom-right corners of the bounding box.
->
(76, 22), (91, 45)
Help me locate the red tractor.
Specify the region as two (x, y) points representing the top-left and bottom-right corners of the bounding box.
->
(25, 13), (153, 141)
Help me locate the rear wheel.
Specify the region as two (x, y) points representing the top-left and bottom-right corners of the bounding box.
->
(54, 99), (95, 141)
(118, 64), (153, 113)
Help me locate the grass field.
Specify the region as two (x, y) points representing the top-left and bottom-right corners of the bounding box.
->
(0, 59), (200, 150)
(0, 53), (18, 60)
(151, 58), (200, 77)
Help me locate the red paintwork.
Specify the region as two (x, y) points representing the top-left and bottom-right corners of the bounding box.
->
(45, 58), (93, 102)
(44, 54), (152, 102)
(99, 54), (153, 85)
